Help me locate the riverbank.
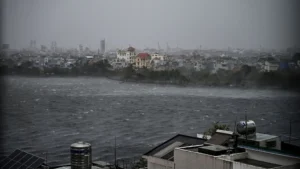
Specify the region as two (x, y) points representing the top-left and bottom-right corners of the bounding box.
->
(2, 74), (300, 92)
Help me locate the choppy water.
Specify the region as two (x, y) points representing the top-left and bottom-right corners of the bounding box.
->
(1, 76), (300, 166)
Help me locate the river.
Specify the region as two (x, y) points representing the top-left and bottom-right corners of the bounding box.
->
(1, 76), (300, 166)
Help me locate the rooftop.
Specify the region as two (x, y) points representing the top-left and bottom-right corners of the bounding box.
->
(199, 145), (229, 152)
(239, 133), (278, 142)
(53, 166), (106, 169)
(144, 134), (206, 161)
(70, 141), (91, 148)
(235, 158), (281, 168)
(206, 130), (233, 146)
(137, 53), (151, 59)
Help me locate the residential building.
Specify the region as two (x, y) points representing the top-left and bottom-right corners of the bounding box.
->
(150, 53), (167, 61)
(135, 53), (151, 69)
(174, 144), (300, 169)
(142, 134), (206, 169)
(110, 58), (128, 70)
(150, 58), (167, 71)
(85, 55), (94, 60)
(206, 130), (282, 151)
(117, 47), (136, 64)
(264, 61), (279, 72)
(2, 44), (10, 50)
(194, 60), (207, 71)
(101, 39), (105, 54)
(209, 60), (230, 73)
(144, 131), (300, 169)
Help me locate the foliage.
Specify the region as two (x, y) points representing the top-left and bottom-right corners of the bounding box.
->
(203, 122), (230, 137)
(1, 58), (300, 89)
(132, 158), (147, 169)
(123, 64), (135, 79)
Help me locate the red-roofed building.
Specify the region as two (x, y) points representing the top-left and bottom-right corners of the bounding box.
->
(136, 53), (151, 68)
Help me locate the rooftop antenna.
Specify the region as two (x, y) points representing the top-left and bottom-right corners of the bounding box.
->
(233, 116), (237, 134)
(44, 151), (48, 165)
(158, 42), (161, 51)
(289, 119), (292, 143)
(245, 111), (248, 143)
(114, 136), (117, 168)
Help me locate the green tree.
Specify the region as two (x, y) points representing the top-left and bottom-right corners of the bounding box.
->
(123, 64), (135, 79)
(203, 122), (230, 138)
(132, 158), (147, 169)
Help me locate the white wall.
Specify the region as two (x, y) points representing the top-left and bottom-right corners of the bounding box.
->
(258, 137), (281, 150)
(174, 148), (232, 169)
(117, 51), (135, 62)
(151, 54), (166, 61)
(144, 156), (174, 169)
(232, 161), (266, 169)
(246, 149), (300, 166)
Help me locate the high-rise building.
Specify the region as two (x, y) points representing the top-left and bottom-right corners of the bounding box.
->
(101, 39), (105, 54)
(51, 41), (57, 52)
(41, 45), (47, 52)
(79, 44), (83, 53)
(2, 44), (10, 50)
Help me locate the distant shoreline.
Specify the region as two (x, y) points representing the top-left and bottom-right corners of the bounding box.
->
(3, 74), (299, 93)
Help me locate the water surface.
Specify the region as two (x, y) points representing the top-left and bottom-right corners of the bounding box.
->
(1, 76), (299, 166)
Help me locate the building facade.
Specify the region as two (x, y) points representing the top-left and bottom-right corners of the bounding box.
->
(101, 39), (105, 54)
(136, 53), (151, 68)
(264, 61), (279, 72)
(174, 144), (300, 169)
(117, 47), (136, 64)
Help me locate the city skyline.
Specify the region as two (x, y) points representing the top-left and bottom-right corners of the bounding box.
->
(1, 0), (299, 50)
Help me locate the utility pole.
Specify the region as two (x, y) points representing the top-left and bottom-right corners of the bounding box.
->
(233, 117), (237, 134)
(289, 119), (292, 143)
(114, 136), (117, 168)
(245, 112), (248, 143)
(45, 151), (47, 165)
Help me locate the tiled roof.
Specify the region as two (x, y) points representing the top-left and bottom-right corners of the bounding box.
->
(137, 53), (151, 59)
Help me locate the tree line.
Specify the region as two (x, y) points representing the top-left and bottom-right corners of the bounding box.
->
(1, 58), (300, 89)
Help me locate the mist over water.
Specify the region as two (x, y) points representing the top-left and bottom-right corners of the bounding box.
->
(1, 76), (300, 166)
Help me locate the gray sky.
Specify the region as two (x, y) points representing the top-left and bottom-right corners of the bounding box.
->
(1, 0), (299, 50)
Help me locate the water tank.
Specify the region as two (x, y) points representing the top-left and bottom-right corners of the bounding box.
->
(237, 120), (256, 135)
(70, 141), (92, 169)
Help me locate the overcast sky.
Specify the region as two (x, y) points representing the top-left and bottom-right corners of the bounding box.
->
(1, 0), (299, 50)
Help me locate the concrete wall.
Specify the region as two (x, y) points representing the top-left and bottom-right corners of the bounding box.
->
(174, 148), (232, 169)
(232, 161), (266, 169)
(273, 163), (300, 169)
(144, 156), (174, 169)
(258, 137), (281, 150)
(246, 149), (300, 166)
(221, 152), (248, 161)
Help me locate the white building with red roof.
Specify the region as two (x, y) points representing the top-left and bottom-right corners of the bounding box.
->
(135, 53), (151, 68)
